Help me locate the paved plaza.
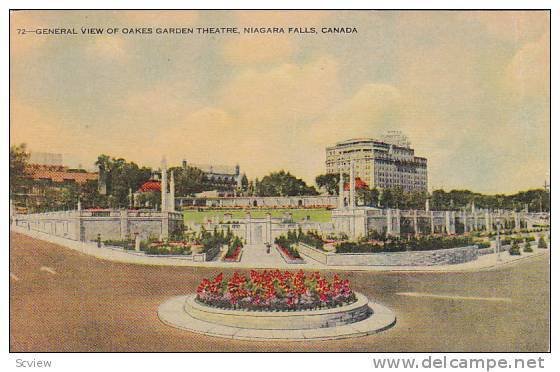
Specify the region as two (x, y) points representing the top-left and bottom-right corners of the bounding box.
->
(9, 232), (550, 352)
(239, 243), (286, 267)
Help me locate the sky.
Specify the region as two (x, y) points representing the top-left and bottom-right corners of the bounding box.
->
(10, 10), (550, 194)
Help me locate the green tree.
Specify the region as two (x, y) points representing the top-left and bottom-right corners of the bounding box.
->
(95, 155), (152, 208)
(315, 173), (343, 195)
(171, 166), (206, 196)
(10, 143), (30, 197)
(255, 170), (318, 197)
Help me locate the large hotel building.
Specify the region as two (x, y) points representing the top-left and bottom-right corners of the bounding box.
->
(325, 132), (428, 192)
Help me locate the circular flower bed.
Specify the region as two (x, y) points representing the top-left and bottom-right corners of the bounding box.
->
(196, 270), (357, 311)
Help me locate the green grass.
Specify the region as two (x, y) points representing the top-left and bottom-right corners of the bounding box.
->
(183, 208), (332, 224)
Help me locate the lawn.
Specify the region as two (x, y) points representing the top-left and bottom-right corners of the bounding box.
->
(183, 208), (332, 224)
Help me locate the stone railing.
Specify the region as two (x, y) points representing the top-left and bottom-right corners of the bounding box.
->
(297, 242), (479, 266)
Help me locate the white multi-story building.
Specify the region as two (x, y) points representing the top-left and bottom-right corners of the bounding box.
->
(325, 134), (428, 192)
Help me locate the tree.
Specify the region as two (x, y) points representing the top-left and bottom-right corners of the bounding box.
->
(10, 143), (30, 197)
(171, 166), (206, 196)
(538, 236), (548, 249)
(357, 187), (380, 207)
(315, 173), (342, 195)
(255, 170), (318, 197)
(80, 180), (107, 209)
(241, 174), (249, 192)
(95, 155), (152, 208)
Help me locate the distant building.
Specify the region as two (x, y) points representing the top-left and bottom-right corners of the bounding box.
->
(326, 134), (428, 192)
(182, 160), (243, 192)
(25, 164), (98, 185)
(29, 152), (63, 166)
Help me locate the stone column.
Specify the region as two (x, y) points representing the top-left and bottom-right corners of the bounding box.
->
(120, 210), (129, 240)
(474, 212), (478, 231)
(349, 161), (356, 209)
(425, 198), (430, 212)
(134, 233), (141, 252)
(430, 211), (435, 234)
(386, 208), (393, 236)
(413, 210), (418, 236)
(245, 212), (252, 244)
(169, 171), (175, 212)
(394, 209), (401, 237)
(445, 211), (453, 235)
(338, 171), (345, 209)
(463, 211), (468, 233)
(485, 210), (492, 232)
(266, 213), (272, 243)
(514, 212), (520, 231)
(161, 157), (168, 213)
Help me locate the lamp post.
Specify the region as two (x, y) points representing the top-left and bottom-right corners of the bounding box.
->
(496, 221), (502, 262)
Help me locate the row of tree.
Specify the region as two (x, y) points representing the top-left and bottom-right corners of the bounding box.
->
(10, 143), (550, 212)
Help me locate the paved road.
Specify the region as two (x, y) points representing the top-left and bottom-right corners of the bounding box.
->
(10, 232), (550, 352)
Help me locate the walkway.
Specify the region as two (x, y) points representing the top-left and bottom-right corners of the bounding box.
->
(10, 226), (548, 272)
(240, 243), (286, 268)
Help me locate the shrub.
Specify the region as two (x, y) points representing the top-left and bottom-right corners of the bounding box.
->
(525, 236), (536, 243)
(476, 241), (491, 249)
(509, 242), (521, 255)
(103, 239), (134, 250)
(538, 236), (548, 249)
(335, 236), (474, 254)
(523, 241), (533, 253)
(144, 243), (191, 255)
(224, 236), (243, 261)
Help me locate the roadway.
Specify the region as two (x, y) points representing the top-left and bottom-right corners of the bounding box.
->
(9, 232), (550, 352)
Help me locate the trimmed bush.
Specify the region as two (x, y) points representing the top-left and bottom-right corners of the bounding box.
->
(523, 241), (533, 253)
(538, 236), (548, 249)
(509, 242), (521, 255)
(335, 236), (474, 254)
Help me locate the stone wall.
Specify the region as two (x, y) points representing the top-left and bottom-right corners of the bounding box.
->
(177, 195), (339, 208)
(297, 243), (479, 266)
(13, 209), (183, 241)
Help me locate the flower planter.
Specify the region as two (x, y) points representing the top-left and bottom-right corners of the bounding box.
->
(158, 292), (396, 341)
(185, 292), (371, 330)
(158, 270), (396, 340)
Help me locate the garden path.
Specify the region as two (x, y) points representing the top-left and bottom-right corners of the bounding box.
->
(241, 243), (286, 267)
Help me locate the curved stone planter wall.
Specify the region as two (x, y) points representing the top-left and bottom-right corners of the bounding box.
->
(158, 292), (396, 341)
(185, 293), (370, 330)
(297, 243), (479, 266)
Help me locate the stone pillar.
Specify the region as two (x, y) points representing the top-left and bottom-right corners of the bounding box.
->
(445, 211), (455, 235)
(265, 213), (272, 243)
(413, 210), (418, 236)
(425, 198), (430, 212)
(134, 233), (141, 252)
(245, 212), (252, 244)
(430, 211), (435, 234)
(394, 209), (401, 237)
(161, 157), (168, 213)
(349, 161), (356, 209)
(514, 212), (520, 231)
(338, 171), (345, 209)
(485, 210), (492, 231)
(169, 171), (175, 212)
(120, 210), (129, 240)
(386, 208), (393, 236)
(463, 211), (468, 233)
(77, 199), (82, 211)
(474, 212), (478, 231)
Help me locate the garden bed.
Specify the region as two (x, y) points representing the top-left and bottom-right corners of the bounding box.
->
(196, 270), (356, 312)
(275, 244), (305, 264)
